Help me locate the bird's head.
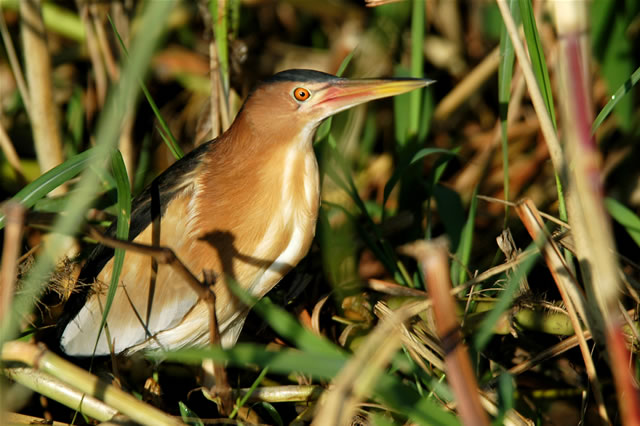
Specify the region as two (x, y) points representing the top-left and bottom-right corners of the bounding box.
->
(236, 69), (434, 145)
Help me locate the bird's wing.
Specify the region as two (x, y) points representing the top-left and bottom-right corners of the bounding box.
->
(59, 141), (214, 355)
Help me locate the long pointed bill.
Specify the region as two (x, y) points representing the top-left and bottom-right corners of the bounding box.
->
(314, 77), (435, 117)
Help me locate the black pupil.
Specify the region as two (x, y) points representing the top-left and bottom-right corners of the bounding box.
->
(298, 90), (306, 98)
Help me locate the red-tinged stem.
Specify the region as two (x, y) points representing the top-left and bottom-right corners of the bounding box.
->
(607, 324), (640, 425)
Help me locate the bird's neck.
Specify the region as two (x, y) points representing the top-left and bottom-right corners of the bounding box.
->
(191, 111), (320, 258)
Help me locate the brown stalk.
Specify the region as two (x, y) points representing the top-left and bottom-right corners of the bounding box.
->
(20, 0), (65, 195)
(0, 202), (25, 326)
(553, 1), (640, 422)
(399, 239), (489, 426)
(514, 199), (609, 424)
(90, 5), (119, 82)
(433, 46), (500, 122)
(75, 0), (107, 106)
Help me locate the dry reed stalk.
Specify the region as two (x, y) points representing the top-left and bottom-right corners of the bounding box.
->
(0, 202), (25, 327)
(76, 0), (107, 106)
(20, 0), (65, 195)
(4, 367), (118, 422)
(0, 4), (31, 116)
(553, 1), (640, 423)
(434, 46), (500, 122)
(400, 239), (489, 426)
(1, 341), (182, 426)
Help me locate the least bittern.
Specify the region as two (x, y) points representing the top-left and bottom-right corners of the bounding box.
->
(59, 69), (432, 355)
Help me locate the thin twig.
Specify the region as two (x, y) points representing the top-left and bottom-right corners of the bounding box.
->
(0, 3), (31, 116)
(75, 0), (107, 106)
(20, 0), (65, 194)
(0, 120), (26, 183)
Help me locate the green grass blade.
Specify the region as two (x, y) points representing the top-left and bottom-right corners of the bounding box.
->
(605, 197), (640, 248)
(433, 184), (465, 252)
(498, 0), (520, 216)
(591, 0), (637, 132)
(519, 0), (557, 129)
(92, 150), (132, 354)
(592, 65), (640, 133)
(108, 16), (183, 160)
(408, 0), (424, 138)
(179, 401), (204, 426)
(382, 148), (454, 212)
(518, 0), (568, 226)
(0, 148), (98, 229)
(229, 367), (269, 419)
(452, 188), (478, 285)
(473, 245), (539, 351)
(314, 51), (355, 143)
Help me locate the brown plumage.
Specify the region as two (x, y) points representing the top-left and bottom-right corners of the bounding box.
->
(59, 69), (433, 356)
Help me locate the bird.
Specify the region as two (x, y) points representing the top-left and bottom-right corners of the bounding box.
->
(59, 69), (433, 356)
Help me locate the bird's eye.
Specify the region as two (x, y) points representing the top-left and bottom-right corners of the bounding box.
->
(293, 87), (310, 102)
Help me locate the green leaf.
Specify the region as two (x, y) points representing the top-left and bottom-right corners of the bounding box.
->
(452, 188), (478, 285)
(92, 150), (132, 355)
(179, 401), (204, 426)
(408, 0), (425, 138)
(606, 197), (640, 248)
(314, 51), (355, 143)
(229, 367), (269, 419)
(498, 0), (520, 212)
(252, 402), (283, 426)
(591, 0), (637, 132)
(382, 148), (454, 211)
(493, 373), (515, 426)
(392, 67), (411, 146)
(519, 0), (556, 129)
(0, 148), (98, 230)
(592, 64), (640, 133)
(433, 184), (465, 255)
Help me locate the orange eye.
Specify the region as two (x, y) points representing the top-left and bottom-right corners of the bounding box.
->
(293, 87), (310, 101)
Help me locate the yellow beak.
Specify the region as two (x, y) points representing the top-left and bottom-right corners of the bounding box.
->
(314, 77), (435, 115)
